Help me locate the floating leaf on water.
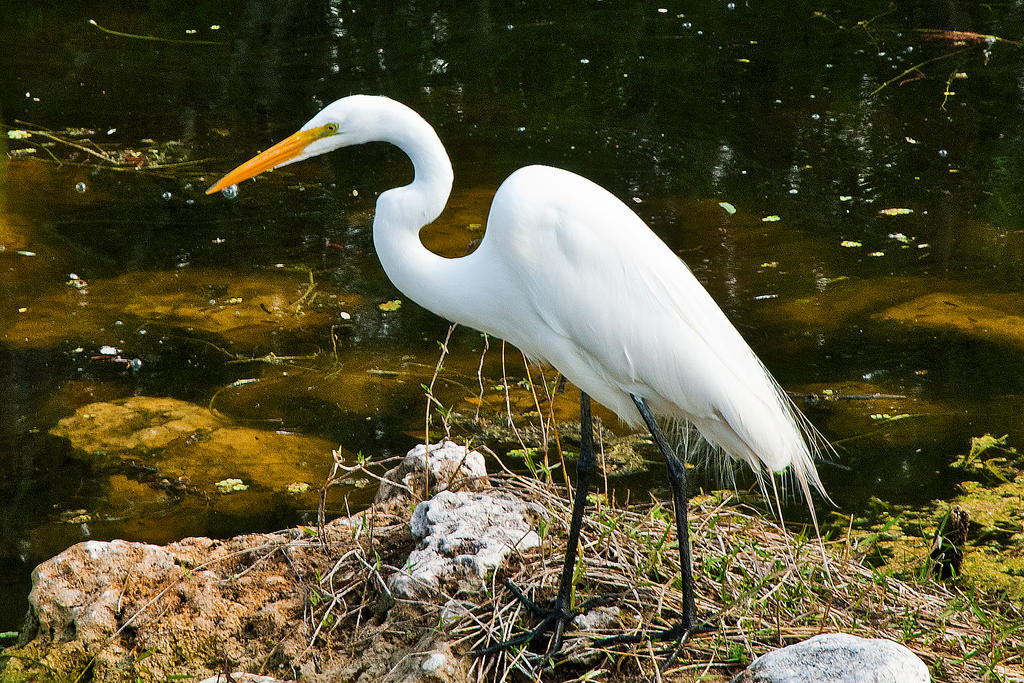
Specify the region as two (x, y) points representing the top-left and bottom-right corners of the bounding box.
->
(759, 261), (778, 268)
(718, 201), (737, 215)
(888, 232), (910, 243)
(869, 251), (885, 257)
(17, 307), (27, 313)
(870, 413), (911, 422)
(378, 299), (402, 311)
(286, 482), (311, 494)
(7, 130), (30, 139)
(839, 195), (853, 201)
(16, 250), (36, 257)
(840, 240), (862, 248)
(99, 345), (118, 355)
(879, 208), (913, 216)
(761, 215), (781, 222)
(215, 478), (248, 493)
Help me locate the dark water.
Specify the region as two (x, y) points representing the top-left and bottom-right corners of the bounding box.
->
(2, 1), (1023, 631)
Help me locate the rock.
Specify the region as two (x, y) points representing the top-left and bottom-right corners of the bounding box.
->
(877, 291), (1024, 351)
(1, 440), (533, 683)
(763, 276), (934, 334)
(7, 532), (310, 682)
(29, 539), (177, 644)
(731, 633), (930, 682)
(388, 489), (541, 599)
(2, 267), (350, 349)
(3, 518), (435, 683)
(573, 606), (621, 632)
(378, 634), (468, 683)
(376, 440), (490, 505)
(49, 396), (336, 513)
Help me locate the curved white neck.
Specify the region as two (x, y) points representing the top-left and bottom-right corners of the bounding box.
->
(370, 108), (494, 328)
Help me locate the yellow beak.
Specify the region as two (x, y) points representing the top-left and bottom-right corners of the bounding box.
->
(206, 124), (335, 195)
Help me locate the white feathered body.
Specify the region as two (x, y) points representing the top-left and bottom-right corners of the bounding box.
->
(292, 95), (824, 496)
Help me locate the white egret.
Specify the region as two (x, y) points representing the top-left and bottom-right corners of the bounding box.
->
(207, 95), (830, 655)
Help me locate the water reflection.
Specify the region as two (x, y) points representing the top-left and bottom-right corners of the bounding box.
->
(0, 0), (1023, 631)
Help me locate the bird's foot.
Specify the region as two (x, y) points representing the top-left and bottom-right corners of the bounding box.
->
(472, 579), (611, 658)
(594, 619), (714, 670)
(595, 619), (714, 648)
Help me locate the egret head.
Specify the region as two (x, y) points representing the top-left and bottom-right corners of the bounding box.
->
(205, 95), (399, 195)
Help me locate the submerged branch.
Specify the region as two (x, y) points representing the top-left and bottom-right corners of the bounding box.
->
(13, 123), (117, 164)
(8, 119), (207, 173)
(870, 47), (973, 97)
(915, 28), (1022, 47)
(87, 19), (225, 46)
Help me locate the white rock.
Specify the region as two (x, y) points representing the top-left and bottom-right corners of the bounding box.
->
(379, 635), (467, 683)
(376, 440), (489, 504)
(573, 606), (621, 631)
(420, 651), (447, 673)
(731, 633), (930, 683)
(389, 490), (540, 599)
(29, 539), (177, 643)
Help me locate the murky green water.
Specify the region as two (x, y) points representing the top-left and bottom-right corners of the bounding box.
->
(2, 1), (1023, 630)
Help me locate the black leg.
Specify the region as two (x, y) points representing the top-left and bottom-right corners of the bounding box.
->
(474, 392), (710, 660)
(631, 394), (697, 629)
(474, 391), (598, 657)
(596, 395), (711, 651)
(558, 393), (597, 603)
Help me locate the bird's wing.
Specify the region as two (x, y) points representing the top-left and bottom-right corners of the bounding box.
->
(485, 165), (814, 479)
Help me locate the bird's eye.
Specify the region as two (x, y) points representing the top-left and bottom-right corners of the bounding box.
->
(325, 122), (339, 133)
